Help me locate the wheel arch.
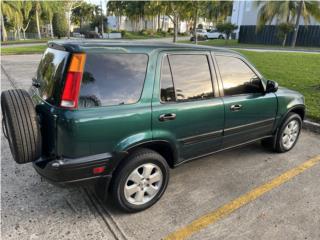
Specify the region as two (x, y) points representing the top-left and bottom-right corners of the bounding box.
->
(289, 105), (305, 120)
(125, 140), (178, 169)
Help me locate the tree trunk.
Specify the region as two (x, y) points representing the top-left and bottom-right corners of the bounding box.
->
(282, 34), (287, 47)
(67, 10), (71, 39)
(50, 19), (54, 38)
(193, 11), (198, 45)
(118, 15), (121, 31)
(173, 15), (178, 43)
(36, 10), (41, 39)
(161, 16), (165, 31)
(157, 14), (160, 31)
(291, 0), (303, 47)
(17, 28), (21, 40)
(1, 12), (7, 41)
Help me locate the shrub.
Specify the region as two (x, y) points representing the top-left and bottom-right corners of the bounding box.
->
(121, 30), (127, 37)
(277, 23), (294, 46)
(216, 22), (238, 41)
(197, 23), (204, 29)
(52, 12), (68, 39)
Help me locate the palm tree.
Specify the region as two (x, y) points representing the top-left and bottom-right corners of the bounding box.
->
(161, 1), (186, 42)
(72, 2), (95, 30)
(206, 1), (233, 25)
(1, 1), (16, 41)
(257, 1), (320, 47)
(20, 0), (32, 40)
(33, 1), (42, 39)
(291, 1), (320, 47)
(41, 1), (58, 38)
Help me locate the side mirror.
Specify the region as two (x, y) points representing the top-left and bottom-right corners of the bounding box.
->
(266, 80), (278, 93)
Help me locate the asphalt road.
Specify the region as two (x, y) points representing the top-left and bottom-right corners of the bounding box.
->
(1, 54), (320, 240)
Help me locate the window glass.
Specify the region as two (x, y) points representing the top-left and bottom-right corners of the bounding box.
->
(160, 56), (175, 102)
(168, 54), (213, 101)
(216, 56), (263, 96)
(79, 53), (148, 108)
(37, 48), (69, 103)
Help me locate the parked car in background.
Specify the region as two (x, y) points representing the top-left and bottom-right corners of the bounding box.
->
(207, 29), (225, 39)
(190, 29), (225, 41)
(1, 41), (305, 213)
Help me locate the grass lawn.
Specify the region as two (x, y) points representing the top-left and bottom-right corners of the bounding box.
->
(2, 38), (53, 45)
(1, 45), (47, 55)
(179, 39), (320, 51)
(236, 50), (320, 121)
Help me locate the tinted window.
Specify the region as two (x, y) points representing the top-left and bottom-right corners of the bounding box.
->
(216, 56), (263, 96)
(168, 54), (213, 101)
(37, 48), (69, 103)
(79, 53), (148, 108)
(160, 56), (175, 102)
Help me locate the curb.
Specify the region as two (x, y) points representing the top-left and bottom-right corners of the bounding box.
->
(303, 120), (320, 134)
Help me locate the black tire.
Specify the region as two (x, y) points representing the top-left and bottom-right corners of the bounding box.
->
(1, 89), (41, 164)
(262, 113), (302, 153)
(218, 35), (224, 39)
(111, 148), (169, 212)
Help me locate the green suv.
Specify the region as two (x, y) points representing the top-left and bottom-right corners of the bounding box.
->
(1, 41), (305, 212)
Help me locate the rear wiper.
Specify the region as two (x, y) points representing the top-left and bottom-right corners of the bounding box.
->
(32, 77), (41, 88)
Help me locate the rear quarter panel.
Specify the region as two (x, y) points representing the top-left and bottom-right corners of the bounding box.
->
(55, 50), (158, 158)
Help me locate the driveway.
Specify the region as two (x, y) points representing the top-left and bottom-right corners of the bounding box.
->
(1, 54), (320, 240)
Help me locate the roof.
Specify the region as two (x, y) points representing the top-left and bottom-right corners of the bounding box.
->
(48, 39), (238, 55)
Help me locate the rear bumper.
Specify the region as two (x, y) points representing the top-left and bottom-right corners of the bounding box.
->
(33, 153), (113, 185)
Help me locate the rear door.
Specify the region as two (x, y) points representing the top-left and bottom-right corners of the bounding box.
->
(214, 54), (277, 147)
(152, 51), (224, 163)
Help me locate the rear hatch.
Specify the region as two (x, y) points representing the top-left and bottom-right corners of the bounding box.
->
(31, 47), (70, 158)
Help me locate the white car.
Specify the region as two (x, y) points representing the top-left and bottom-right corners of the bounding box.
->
(206, 29), (225, 39)
(191, 29), (225, 41)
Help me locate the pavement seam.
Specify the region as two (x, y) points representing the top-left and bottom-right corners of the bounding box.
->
(164, 154), (320, 240)
(1, 64), (17, 89)
(82, 187), (128, 240)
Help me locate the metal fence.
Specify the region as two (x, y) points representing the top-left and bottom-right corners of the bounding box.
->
(6, 32), (49, 41)
(238, 25), (320, 47)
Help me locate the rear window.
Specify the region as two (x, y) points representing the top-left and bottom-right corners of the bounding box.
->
(36, 48), (69, 103)
(79, 53), (148, 108)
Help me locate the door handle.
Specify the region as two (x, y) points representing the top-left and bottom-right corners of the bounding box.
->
(159, 113), (176, 121)
(230, 104), (242, 111)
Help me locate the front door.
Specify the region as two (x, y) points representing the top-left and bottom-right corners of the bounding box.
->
(214, 54), (277, 147)
(152, 52), (224, 163)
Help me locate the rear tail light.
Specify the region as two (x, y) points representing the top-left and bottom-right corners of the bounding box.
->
(60, 53), (86, 109)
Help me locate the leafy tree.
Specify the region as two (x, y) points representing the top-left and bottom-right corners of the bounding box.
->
(206, 1), (233, 25)
(161, 1), (186, 42)
(257, 1), (320, 47)
(277, 23), (294, 46)
(72, 2), (95, 30)
(41, 1), (58, 38)
(291, 1), (320, 47)
(64, 0), (83, 38)
(52, 12), (68, 38)
(216, 22), (237, 44)
(32, 1), (42, 39)
(107, 1), (125, 31)
(1, 1), (17, 41)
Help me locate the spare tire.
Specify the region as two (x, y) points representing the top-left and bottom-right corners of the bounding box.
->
(1, 89), (41, 164)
